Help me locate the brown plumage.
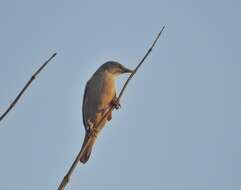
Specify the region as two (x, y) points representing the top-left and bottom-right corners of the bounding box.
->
(80, 61), (133, 163)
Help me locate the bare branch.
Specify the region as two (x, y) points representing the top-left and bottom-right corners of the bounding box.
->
(57, 26), (165, 190)
(0, 53), (57, 123)
(57, 139), (92, 190)
(117, 26), (165, 101)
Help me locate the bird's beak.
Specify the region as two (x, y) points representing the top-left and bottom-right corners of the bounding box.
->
(122, 67), (134, 74)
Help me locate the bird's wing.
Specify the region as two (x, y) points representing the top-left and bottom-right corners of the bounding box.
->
(82, 81), (89, 131)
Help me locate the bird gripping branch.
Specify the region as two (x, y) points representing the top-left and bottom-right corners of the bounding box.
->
(57, 26), (165, 190)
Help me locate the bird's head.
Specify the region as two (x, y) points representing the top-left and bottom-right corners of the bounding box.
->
(100, 61), (134, 76)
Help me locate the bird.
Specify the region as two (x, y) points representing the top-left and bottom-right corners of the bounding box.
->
(80, 61), (133, 163)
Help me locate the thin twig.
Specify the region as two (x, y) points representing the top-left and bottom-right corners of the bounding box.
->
(0, 53), (57, 123)
(57, 139), (93, 190)
(117, 26), (165, 101)
(57, 26), (165, 190)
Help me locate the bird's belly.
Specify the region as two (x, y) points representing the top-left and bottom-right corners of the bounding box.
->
(85, 75), (116, 128)
(97, 84), (115, 111)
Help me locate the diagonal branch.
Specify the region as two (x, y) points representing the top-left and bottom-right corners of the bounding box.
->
(0, 53), (57, 123)
(57, 26), (165, 190)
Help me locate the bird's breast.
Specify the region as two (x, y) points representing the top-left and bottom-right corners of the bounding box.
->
(89, 72), (116, 110)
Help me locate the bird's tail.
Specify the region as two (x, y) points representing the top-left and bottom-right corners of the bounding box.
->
(79, 133), (96, 164)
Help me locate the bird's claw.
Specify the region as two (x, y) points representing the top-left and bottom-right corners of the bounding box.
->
(111, 98), (121, 110)
(89, 127), (98, 138)
(87, 120), (98, 138)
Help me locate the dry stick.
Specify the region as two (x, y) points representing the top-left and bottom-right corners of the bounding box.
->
(0, 53), (57, 123)
(57, 26), (165, 190)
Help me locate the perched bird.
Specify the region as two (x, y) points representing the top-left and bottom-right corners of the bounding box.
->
(80, 61), (133, 163)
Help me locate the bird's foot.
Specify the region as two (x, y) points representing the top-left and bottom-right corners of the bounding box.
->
(89, 127), (98, 138)
(87, 120), (98, 138)
(111, 97), (121, 110)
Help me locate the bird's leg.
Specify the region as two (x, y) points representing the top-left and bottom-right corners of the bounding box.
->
(87, 120), (98, 138)
(107, 112), (112, 121)
(110, 96), (121, 110)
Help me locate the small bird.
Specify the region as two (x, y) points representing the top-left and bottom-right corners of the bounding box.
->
(80, 61), (133, 163)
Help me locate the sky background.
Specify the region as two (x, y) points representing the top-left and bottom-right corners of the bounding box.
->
(0, 0), (241, 190)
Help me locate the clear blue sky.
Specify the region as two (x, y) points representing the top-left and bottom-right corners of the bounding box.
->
(0, 0), (241, 190)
